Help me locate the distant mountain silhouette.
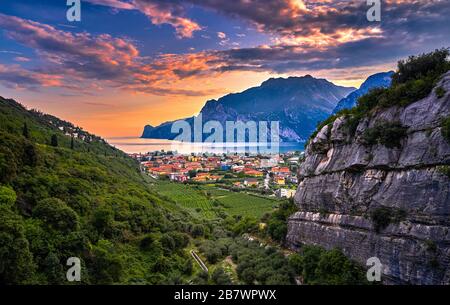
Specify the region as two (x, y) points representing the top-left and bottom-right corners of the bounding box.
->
(142, 75), (355, 143)
(333, 71), (394, 114)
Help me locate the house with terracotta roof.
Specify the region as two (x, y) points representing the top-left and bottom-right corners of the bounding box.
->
(244, 178), (259, 187)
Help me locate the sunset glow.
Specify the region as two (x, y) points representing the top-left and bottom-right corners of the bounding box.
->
(1, 0), (449, 137)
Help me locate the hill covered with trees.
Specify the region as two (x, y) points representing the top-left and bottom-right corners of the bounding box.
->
(0, 96), (203, 284)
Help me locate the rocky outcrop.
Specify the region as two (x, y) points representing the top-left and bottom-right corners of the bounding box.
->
(287, 72), (450, 284)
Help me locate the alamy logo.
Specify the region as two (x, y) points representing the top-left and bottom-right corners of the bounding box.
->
(66, 257), (81, 282)
(367, 0), (381, 22)
(366, 257), (382, 282)
(67, 0), (81, 22)
(170, 114), (280, 154)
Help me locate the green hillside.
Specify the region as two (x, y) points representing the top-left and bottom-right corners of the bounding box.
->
(0, 96), (201, 284)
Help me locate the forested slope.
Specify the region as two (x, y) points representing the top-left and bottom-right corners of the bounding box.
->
(0, 96), (197, 284)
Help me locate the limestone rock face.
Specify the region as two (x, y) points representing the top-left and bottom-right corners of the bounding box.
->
(287, 72), (450, 284)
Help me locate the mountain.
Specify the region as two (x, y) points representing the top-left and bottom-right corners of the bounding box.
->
(332, 71), (394, 113)
(142, 75), (355, 143)
(287, 52), (450, 284)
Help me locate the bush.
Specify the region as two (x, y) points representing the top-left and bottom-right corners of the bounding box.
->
(370, 207), (407, 233)
(265, 199), (297, 242)
(199, 240), (223, 264)
(140, 234), (154, 250)
(297, 245), (366, 285)
(211, 267), (232, 285)
(161, 232), (189, 251)
(435, 86), (446, 98)
(191, 224), (205, 237)
(0, 206), (37, 284)
(437, 166), (450, 178)
(89, 240), (124, 284)
(0, 186), (16, 207)
(392, 48), (450, 85)
(361, 121), (407, 148)
(231, 238), (295, 285)
(33, 198), (79, 232)
(315, 249), (367, 285)
(441, 116), (450, 143)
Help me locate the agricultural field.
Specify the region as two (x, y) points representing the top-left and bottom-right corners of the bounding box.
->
(149, 180), (215, 218)
(149, 179), (279, 219)
(201, 186), (279, 218)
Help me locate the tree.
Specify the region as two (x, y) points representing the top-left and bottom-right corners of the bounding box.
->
(0, 186), (16, 207)
(89, 240), (124, 284)
(212, 267), (232, 285)
(0, 206), (37, 284)
(22, 122), (29, 139)
(191, 224), (205, 237)
(33, 198), (79, 232)
(43, 252), (64, 284)
(188, 170), (197, 178)
(51, 134), (58, 147)
(24, 143), (37, 167)
(71, 136), (75, 150)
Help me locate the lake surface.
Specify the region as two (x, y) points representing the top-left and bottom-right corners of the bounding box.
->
(106, 137), (304, 154)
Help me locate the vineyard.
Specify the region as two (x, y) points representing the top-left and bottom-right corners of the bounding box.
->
(150, 179), (279, 220)
(208, 189), (279, 218)
(150, 180), (216, 218)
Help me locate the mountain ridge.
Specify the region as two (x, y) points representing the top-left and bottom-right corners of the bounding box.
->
(332, 71), (394, 114)
(142, 75), (355, 143)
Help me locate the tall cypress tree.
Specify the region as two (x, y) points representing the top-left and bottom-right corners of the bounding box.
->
(71, 137), (75, 150)
(51, 134), (58, 147)
(22, 122), (29, 139)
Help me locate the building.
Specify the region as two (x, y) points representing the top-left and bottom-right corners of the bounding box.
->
(274, 176), (286, 185)
(243, 169), (264, 177)
(276, 188), (296, 198)
(169, 173), (188, 182)
(244, 178), (259, 187)
(260, 158), (278, 168)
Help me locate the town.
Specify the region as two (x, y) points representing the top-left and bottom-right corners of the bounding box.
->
(130, 151), (304, 199)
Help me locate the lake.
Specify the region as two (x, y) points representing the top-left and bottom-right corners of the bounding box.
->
(106, 137), (304, 154)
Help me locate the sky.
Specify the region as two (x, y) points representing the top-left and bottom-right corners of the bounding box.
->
(0, 0), (449, 137)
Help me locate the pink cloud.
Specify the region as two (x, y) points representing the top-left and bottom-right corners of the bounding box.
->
(0, 13), (218, 95)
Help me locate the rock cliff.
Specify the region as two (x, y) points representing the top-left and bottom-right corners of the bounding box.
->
(287, 71), (450, 284)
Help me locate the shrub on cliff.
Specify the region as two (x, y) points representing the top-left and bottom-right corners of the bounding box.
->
(392, 48), (450, 85)
(308, 49), (450, 146)
(370, 207), (407, 233)
(361, 121), (407, 148)
(442, 116), (450, 143)
(435, 86), (446, 98)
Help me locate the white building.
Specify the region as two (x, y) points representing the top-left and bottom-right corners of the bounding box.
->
(276, 188), (296, 198)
